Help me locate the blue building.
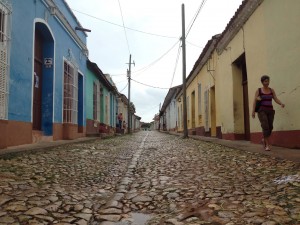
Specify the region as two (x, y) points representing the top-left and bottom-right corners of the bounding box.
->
(0, 0), (88, 148)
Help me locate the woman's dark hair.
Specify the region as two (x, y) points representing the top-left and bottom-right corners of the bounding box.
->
(261, 75), (270, 82)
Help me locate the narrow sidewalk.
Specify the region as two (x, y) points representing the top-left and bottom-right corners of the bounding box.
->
(0, 137), (98, 156)
(166, 131), (300, 163)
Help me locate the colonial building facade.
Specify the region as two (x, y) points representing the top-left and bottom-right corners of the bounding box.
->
(0, 0), (88, 148)
(176, 0), (300, 148)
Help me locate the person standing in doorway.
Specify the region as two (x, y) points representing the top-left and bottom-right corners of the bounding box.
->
(118, 113), (123, 129)
(251, 75), (285, 151)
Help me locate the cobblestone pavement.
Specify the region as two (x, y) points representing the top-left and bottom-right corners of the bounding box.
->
(0, 131), (299, 225)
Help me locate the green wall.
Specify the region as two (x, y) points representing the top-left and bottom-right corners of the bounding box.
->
(86, 69), (98, 120)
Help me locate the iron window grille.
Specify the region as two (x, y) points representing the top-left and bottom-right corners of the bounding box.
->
(63, 61), (78, 124)
(93, 81), (100, 121)
(0, 2), (11, 120)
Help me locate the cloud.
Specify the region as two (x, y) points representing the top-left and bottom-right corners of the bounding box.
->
(66, 0), (243, 122)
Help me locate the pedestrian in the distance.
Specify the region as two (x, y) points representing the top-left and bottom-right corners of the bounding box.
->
(117, 113), (123, 128)
(251, 75), (285, 151)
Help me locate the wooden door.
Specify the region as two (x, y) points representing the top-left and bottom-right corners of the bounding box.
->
(210, 87), (216, 137)
(33, 30), (43, 130)
(191, 91), (195, 128)
(242, 60), (250, 140)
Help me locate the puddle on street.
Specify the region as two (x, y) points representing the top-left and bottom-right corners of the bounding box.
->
(115, 212), (153, 225)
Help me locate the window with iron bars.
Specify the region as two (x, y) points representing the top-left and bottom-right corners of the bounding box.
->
(0, 3), (10, 120)
(93, 81), (100, 121)
(63, 61), (78, 124)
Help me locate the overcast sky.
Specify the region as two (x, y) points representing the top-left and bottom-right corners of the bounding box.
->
(65, 0), (243, 123)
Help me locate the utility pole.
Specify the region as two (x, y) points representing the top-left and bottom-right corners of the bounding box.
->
(182, 4), (188, 138)
(127, 54), (134, 134)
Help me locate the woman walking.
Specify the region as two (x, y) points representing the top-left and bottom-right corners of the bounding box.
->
(252, 75), (285, 151)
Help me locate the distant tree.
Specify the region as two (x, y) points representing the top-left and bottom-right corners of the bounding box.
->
(130, 102), (135, 113)
(141, 123), (151, 128)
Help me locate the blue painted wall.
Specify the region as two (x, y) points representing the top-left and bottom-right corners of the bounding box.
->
(9, 0), (87, 129)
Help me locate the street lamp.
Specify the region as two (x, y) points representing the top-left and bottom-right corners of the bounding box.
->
(75, 26), (91, 32)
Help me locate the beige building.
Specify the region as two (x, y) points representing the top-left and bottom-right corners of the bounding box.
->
(177, 0), (300, 148)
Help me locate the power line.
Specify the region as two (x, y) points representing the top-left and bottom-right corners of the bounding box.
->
(131, 78), (169, 89)
(131, 39), (180, 77)
(119, 82), (128, 93)
(110, 73), (127, 76)
(186, 41), (204, 49)
(71, 8), (178, 39)
(117, 0), (130, 55)
(185, 0), (208, 38)
(115, 79), (128, 84)
(110, 40), (202, 77)
(170, 41), (182, 88)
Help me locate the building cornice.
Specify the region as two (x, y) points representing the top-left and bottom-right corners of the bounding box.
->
(87, 59), (117, 93)
(175, 35), (219, 100)
(216, 0), (264, 54)
(44, 0), (88, 54)
(187, 35), (219, 87)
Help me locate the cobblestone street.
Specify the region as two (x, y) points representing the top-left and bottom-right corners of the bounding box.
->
(0, 131), (299, 225)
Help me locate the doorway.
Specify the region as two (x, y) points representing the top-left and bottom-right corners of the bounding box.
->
(191, 91), (196, 129)
(233, 53), (250, 140)
(33, 30), (43, 130)
(210, 86), (216, 137)
(33, 22), (54, 135)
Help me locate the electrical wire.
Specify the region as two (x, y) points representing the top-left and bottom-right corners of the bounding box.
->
(71, 8), (178, 39)
(117, 0), (130, 55)
(131, 39), (180, 77)
(131, 78), (169, 89)
(115, 78), (128, 84)
(185, 0), (208, 38)
(186, 41), (204, 49)
(119, 82), (128, 92)
(71, 3), (210, 92)
(170, 41), (182, 88)
(110, 73), (127, 76)
(102, 43), (202, 78)
(71, 6), (207, 86)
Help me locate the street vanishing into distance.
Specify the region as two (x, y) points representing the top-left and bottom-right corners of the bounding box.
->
(0, 131), (299, 225)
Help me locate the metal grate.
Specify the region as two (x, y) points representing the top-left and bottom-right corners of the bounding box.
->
(0, 2), (11, 120)
(63, 61), (78, 124)
(93, 80), (100, 121)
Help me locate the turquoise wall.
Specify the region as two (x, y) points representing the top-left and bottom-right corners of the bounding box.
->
(86, 68), (97, 120)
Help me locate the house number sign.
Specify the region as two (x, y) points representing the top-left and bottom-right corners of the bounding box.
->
(44, 58), (53, 68)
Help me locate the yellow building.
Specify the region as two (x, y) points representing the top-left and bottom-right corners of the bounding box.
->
(177, 35), (219, 137)
(177, 0), (300, 148)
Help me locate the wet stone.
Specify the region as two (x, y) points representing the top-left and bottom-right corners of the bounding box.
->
(131, 195), (152, 203)
(96, 214), (121, 222)
(25, 207), (48, 215)
(99, 208), (122, 214)
(0, 132), (299, 225)
(0, 216), (15, 223)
